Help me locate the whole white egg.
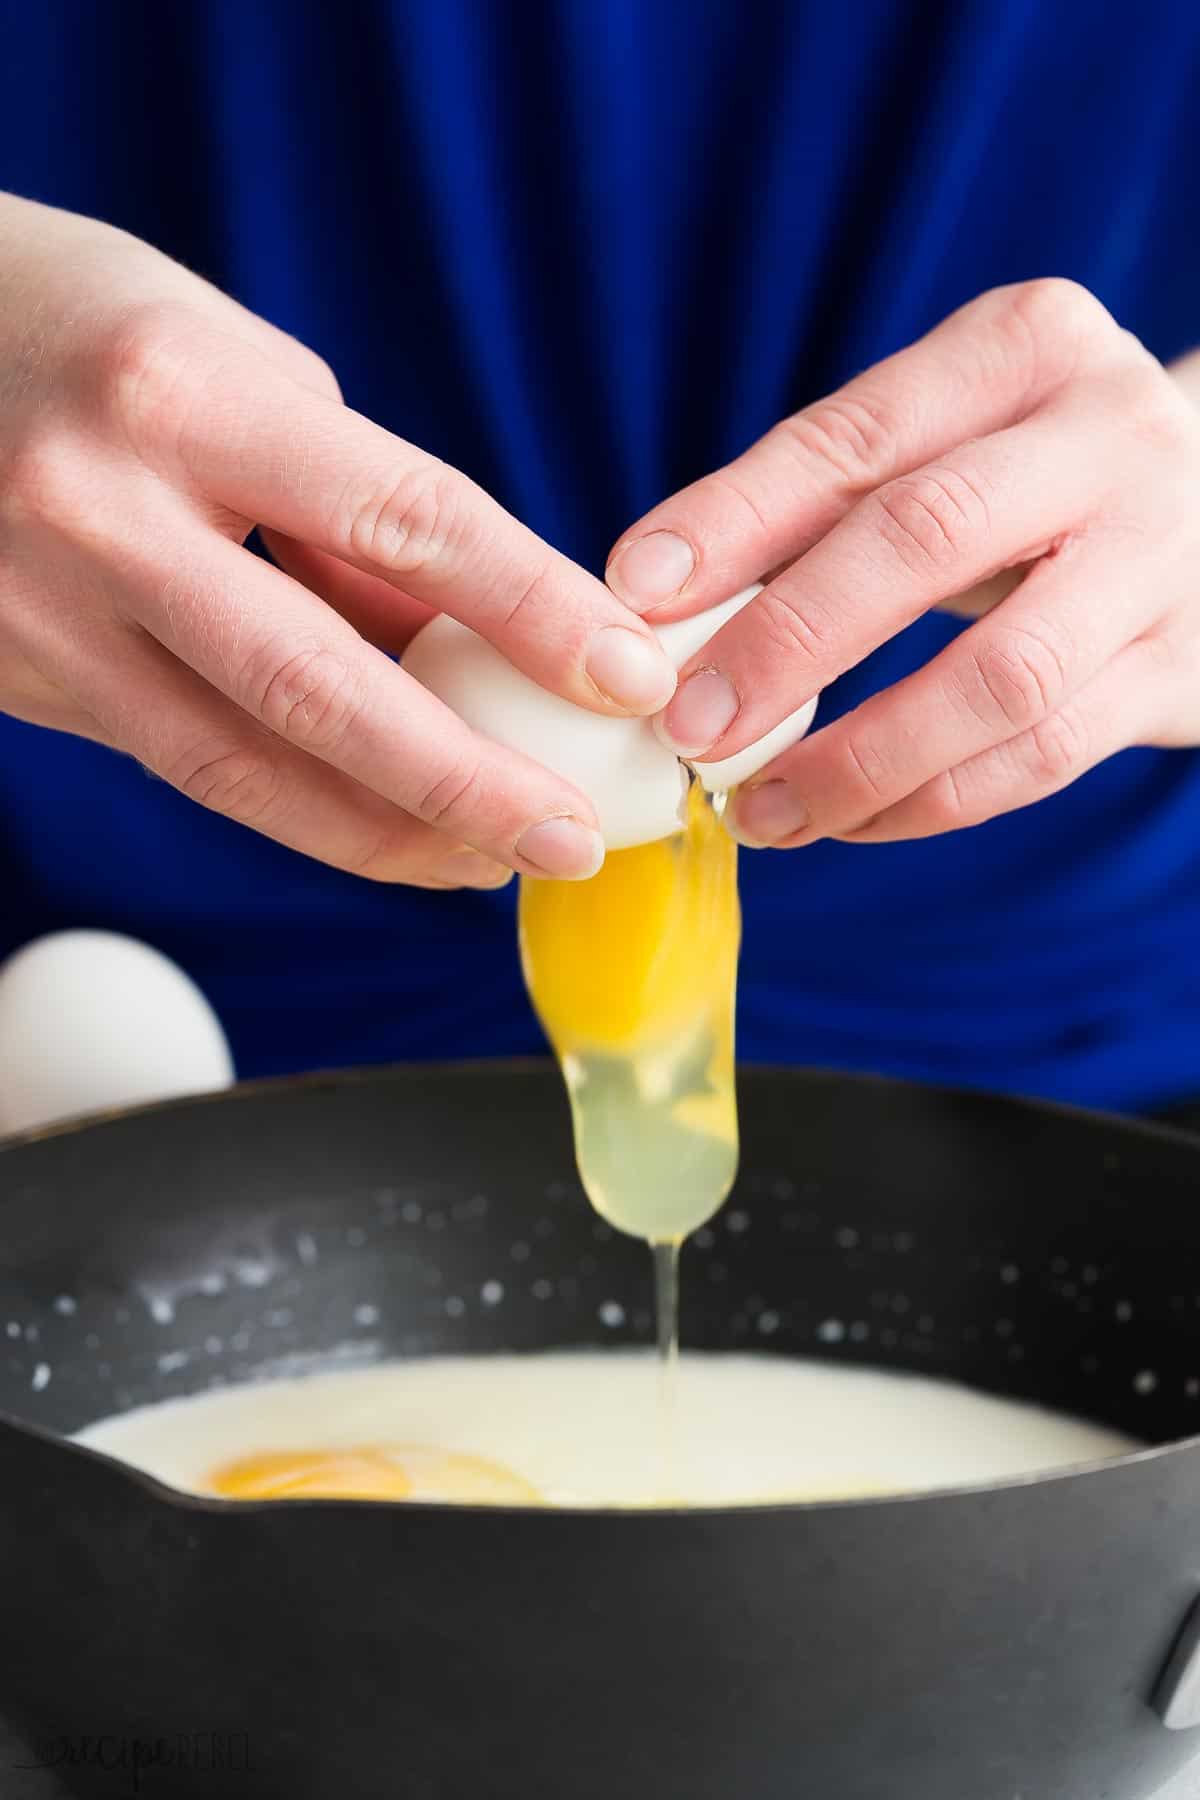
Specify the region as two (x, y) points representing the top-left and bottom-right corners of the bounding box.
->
(402, 585), (818, 850)
(0, 931), (234, 1136)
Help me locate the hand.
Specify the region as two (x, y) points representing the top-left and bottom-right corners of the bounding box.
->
(606, 281), (1200, 846)
(0, 196), (678, 886)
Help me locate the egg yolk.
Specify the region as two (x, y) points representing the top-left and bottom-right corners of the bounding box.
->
(518, 781), (740, 1244)
(207, 1445), (542, 1505)
(519, 779), (738, 1054)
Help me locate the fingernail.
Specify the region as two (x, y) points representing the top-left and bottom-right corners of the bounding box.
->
(585, 626), (677, 712)
(731, 780), (810, 846)
(516, 816), (606, 880)
(657, 669), (740, 755)
(608, 531), (695, 607)
(441, 851), (514, 888)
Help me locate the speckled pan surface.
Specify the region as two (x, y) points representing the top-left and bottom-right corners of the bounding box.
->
(1, 1062), (1200, 1800)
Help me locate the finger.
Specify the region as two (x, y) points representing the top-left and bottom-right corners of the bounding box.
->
(834, 643), (1159, 842)
(114, 320), (676, 716)
(607, 278), (1113, 617)
(259, 528), (435, 653)
(659, 399), (1124, 762)
(728, 536), (1137, 846)
(105, 517), (607, 878)
(16, 607), (514, 887)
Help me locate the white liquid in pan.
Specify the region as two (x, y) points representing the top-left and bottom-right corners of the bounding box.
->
(76, 1351), (1140, 1509)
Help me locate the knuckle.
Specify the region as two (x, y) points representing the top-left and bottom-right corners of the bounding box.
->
(1138, 626), (1182, 680)
(1002, 278), (1112, 377)
(282, 337), (341, 400)
(311, 354), (341, 399)
(1027, 705), (1090, 786)
(872, 466), (990, 575)
(253, 644), (365, 753)
(412, 755), (486, 831)
(1116, 359), (1196, 455)
(171, 739), (282, 825)
(962, 625), (1069, 731)
(341, 463), (462, 578)
(1112, 326), (1160, 376)
(1014, 276), (1099, 330)
(780, 390), (896, 487)
(93, 302), (213, 448)
(0, 432), (81, 530)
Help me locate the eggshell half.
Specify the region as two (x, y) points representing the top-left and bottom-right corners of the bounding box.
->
(401, 585), (817, 849)
(402, 617), (689, 849)
(654, 587), (820, 794)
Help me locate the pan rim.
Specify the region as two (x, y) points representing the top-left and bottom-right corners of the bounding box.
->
(1, 1054), (1197, 1153)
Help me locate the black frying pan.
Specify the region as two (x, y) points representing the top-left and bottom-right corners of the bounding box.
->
(1, 1063), (1199, 1800)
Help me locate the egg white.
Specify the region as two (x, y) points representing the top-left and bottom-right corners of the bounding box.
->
(76, 1350), (1139, 1508)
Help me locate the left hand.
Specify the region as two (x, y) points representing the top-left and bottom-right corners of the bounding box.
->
(606, 280), (1200, 846)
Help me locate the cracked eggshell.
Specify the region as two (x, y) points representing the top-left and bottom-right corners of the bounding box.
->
(401, 617), (688, 849)
(401, 584), (818, 850)
(654, 587), (820, 794)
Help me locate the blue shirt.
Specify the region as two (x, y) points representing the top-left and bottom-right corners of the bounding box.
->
(2, 1), (1199, 1110)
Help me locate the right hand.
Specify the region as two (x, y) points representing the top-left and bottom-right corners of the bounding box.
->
(0, 196), (678, 886)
